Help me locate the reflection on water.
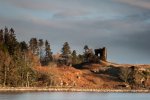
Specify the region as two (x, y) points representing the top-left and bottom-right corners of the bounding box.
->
(0, 92), (150, 100)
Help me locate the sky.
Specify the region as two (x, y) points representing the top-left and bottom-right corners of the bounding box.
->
(0, 0), (150, 64)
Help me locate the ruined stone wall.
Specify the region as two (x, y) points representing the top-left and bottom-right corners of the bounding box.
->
(94, 47), (107, 61)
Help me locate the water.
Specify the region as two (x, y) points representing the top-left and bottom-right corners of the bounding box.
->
(0, 92), (150, 100)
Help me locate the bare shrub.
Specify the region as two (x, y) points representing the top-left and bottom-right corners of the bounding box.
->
(119, 67), (132, 83)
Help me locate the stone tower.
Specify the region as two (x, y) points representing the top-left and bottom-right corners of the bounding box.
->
(94, 47), (107, 61)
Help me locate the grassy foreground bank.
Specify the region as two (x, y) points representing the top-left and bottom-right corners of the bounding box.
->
(0, 87), (150, 93)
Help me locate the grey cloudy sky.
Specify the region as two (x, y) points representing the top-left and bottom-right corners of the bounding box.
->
(0, 0), (150, 64)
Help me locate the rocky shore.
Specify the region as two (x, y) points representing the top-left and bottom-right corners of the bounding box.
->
(0, 87), (150, 93)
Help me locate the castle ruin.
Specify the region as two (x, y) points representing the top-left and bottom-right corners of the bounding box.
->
(94, 47), (107, 61)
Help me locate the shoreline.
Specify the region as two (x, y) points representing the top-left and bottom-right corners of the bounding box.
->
(0, 87), (150, 93)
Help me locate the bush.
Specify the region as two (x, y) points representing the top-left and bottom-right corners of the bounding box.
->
(119, 67), (132, 83)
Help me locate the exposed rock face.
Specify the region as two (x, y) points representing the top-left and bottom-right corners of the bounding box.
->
(94, 47), (107, 61)
(134, 67), (149, 88)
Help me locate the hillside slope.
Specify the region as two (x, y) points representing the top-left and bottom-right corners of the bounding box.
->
(33, 62), (150, 89)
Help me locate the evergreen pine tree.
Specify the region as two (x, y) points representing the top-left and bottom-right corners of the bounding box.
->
(61, 42), (71, 55)
(38, 39), (44, 59)
(0, 29), (4, 43)
(60, 42), (72, 66)
(45, 40), (53, 64)
(72, 50), (77, 65)
(29, 38), (38, 55)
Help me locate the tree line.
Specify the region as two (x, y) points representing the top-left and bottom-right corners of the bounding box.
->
(0, 27), (99, 87)
(0, 27), (39, 87)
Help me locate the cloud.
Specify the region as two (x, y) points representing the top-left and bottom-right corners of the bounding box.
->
(0, 0), (150, 63)
(114, 0), (150, 9)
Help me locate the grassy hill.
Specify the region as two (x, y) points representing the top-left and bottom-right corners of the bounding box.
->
(33, 62), (150, 90)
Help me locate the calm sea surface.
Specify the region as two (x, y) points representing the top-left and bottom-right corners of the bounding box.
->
(0, 92), (150, 100)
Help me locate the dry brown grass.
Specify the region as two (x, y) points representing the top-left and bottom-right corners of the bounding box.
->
(33, 62), (150, 89)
